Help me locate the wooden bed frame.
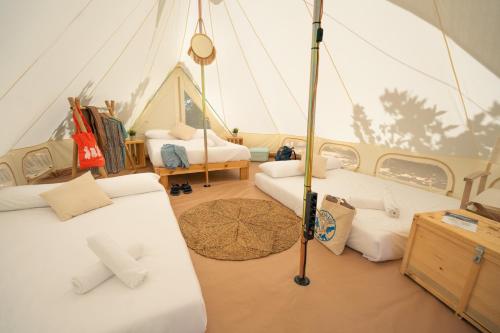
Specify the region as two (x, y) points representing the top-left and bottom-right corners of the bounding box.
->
(154, 160), (249, 188)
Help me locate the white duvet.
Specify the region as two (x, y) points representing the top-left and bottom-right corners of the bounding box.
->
(147, 138), (250, 167)
(0, 175), (206, 333)
(255, 169), (460, 261)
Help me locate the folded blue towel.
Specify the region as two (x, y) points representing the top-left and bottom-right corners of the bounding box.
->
(160, 144), (190, 169)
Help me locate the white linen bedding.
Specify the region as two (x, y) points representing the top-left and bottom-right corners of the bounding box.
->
(147, 138), (250, 167)
(0, 178), (206, 333)
(255, 169), (460, 261)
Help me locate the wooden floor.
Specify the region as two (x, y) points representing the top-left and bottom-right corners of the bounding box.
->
(44, 162), (477, 333)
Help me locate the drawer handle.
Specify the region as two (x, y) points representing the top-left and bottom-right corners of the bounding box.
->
(473, 246), (485, 264)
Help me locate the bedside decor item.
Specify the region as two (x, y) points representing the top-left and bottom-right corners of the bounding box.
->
(127, 129), (136, 140)
(232, 128), (239, 137)
(401, 210), (500, 333)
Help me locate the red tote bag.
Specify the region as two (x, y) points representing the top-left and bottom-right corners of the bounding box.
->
(72, 105), (105, 169)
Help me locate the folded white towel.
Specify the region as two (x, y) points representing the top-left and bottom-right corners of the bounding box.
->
(383, 191), (400, 218)
(72, 244), (143, 294)
(348, 196), (385, 210)
(87, 233), (148, 289)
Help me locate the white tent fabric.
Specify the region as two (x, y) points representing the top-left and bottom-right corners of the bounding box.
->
(0, 0), (498, 160)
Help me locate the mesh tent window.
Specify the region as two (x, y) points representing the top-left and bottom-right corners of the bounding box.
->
(319, 142), (360, 170)
(281, 137), (307, 156)
(0, 163), (16, 188)
(374, 153), (455, 195)
(184, 92), (211, 129)
(22, 147), (55, 184)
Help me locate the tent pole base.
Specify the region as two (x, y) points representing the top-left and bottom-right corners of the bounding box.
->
(203, 184), (211, 187)
(294, 275), (310, 286)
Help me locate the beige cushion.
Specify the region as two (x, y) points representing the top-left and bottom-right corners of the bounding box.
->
(40, 172), (112, 221)
(169, 123), (196, 140)
(300, 154), (327, 178)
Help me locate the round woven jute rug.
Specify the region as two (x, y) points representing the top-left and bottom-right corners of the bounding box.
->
(179, 199), (302, 260)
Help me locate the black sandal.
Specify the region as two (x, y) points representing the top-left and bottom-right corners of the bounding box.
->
(170, 184), (181, 196)
(181, 183), (192, 194)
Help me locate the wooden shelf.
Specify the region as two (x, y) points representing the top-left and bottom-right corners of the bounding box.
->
(125, 139), (146, 169)
(226, 136), (243, 145)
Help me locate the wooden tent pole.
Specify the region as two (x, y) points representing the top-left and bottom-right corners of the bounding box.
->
(295, 0), (324, 287)
(105, 100), (137, 173)
(198, 0), (210, 187)
(68, 97), (108, 178)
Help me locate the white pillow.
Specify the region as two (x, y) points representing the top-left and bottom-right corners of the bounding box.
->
(325, 156), (342, 170)
(259, 160), (302, 178)
(0, 183), (58, 211)
(0, 173), (164, 212)
(96, 173), (164, 198)
(474, 188), (500, 208)
(145, 129), (175, 140)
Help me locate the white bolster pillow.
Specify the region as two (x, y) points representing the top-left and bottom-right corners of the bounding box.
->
(348, 196), (385, 210)
(383, 191), (400, 218)
(72, 243), (144, 294)
(87, 233), (148, 289)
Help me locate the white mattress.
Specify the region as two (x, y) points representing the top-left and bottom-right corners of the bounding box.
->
(0, 187), (206, 332)
(147, 138), (250, 167)
(255, 169), (460, 261)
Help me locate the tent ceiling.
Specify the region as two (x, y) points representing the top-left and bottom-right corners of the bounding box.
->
(0, 0), (498, 160)
(389, 0), (500, 77)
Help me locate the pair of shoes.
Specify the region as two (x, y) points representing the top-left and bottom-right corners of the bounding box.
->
(170, 184), (181, 196)
(181, 183), (192, 194)
(170, 183), (192, 196)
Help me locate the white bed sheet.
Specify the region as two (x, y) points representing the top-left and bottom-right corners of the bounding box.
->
(0, 190), (206, 333)
(147, 138), (250, 167)
(255, 169), (459, 261)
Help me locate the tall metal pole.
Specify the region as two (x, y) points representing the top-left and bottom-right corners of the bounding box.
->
(295, 0), (323, 286)
(198, 0), (211, 187)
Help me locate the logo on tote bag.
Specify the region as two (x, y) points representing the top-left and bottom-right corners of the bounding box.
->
(315, 209), (336, 241)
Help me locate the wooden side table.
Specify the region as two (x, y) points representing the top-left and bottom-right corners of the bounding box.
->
(226, 136), (243, 145)
(125, 139), (146, 169)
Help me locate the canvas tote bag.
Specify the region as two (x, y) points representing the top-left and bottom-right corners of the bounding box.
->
(72, 105), (105, 169)
(315, 195), (356, 255)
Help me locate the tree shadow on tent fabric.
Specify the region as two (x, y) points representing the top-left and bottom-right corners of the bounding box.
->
(351, 88), (499, 158)
(51, 81), (95, 140)
(113, 77), (150, 125)
(50, 78), (150, 140)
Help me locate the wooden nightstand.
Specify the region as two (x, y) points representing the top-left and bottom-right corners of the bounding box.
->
(401, 210), (500, 333)
(226, 136), (243, 145)
(125, 139), (146, 169)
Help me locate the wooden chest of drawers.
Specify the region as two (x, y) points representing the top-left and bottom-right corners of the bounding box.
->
(401, 210), (500, 333)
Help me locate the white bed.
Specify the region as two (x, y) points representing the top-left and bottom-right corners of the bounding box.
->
(146, 129), (250, 167)
(255, 168), (460, 261)
(0, 173), (206, 333)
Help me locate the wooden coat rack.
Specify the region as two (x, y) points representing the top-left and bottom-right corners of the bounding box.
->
(68, 97), (136, 178)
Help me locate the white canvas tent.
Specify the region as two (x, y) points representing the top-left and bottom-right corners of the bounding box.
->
(0, 0), (498, 196)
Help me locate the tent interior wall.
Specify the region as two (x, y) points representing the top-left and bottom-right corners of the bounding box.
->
(0, 0), (499, 191)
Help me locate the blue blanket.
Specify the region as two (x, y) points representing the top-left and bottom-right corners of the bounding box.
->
(160, 144), (190, 169)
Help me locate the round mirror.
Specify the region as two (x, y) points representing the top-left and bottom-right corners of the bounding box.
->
(190, 33), (214, 59)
